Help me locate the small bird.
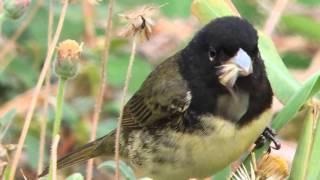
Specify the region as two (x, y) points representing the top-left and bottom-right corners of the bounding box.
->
(40, 16), (274, 179)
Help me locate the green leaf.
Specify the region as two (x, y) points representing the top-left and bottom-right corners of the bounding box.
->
(282, 15), (320, 42)
(306, 112), (320, 179)
(98, 160), (136, 180)
(259, 33), (300, 103)
(66, 173), (84, 180)
(290, 108), (314, 179)
(272, 73), (320, 130)
(212, 166), (230, 179)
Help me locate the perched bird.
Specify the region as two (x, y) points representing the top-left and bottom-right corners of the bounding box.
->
(40, 16), (274, 179)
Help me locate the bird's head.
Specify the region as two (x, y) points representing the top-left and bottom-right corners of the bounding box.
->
(185, 16), (261, 89)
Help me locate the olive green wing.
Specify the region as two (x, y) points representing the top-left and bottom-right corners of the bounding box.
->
(122, 56), (191, 129)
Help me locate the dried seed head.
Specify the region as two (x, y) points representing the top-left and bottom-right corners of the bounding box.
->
(230, 153), (289, 180)
(118, 4), (164, 40)
(256, 154), (289, 180)
(3, 0), (30, 19)
(54, 40), (83, 79)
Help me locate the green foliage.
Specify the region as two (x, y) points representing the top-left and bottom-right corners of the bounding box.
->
(0, 109), (16, 141)
(107, 55), (152, 93)
(282, 15), (320, 42)
(66, 173), (84, 180)
(282, 51), (311, 69)
(272, 73), (320, 130)
(98, 160), (136, 180)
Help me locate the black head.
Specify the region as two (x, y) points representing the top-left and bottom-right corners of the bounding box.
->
(183, 16), (261, 88)
(179, 16), (272, 126)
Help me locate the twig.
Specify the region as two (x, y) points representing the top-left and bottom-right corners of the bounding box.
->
(225, 0), (240, 17)
(51, 135), (60, 180)
(85, 0), (116, 179)
(81, 0), (96, 46)
(115, 34), (138, 180)
(8, 1), (70, 179)
(0, 0), (43, 67)
(37, 0), (54, 174)
(263, 0), (289, 36)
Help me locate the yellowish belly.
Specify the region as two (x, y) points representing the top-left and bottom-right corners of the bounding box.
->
(141, 109), (272, 180)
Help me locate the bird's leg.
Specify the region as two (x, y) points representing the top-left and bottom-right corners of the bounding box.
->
(254, 127), (281, 153)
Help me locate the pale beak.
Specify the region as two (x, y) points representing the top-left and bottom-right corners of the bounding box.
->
(232, 48), (253, 76)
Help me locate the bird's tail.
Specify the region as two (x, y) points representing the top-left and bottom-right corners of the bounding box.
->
(39, 133), (114, 177)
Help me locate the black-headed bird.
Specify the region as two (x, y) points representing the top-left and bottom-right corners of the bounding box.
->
(40, 16), (274, 180)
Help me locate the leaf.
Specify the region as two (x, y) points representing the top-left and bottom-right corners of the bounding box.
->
(66, 173), (84, 180)
(98, 160), (136, 180)
(306, 110), (320, 179)
(282, 15), (320, 42)
(212, 166), (231, 179)
(272, 73), (320, 130)
(290, 108), (314, 180)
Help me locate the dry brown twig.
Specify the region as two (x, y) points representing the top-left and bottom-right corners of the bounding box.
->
(8, 1), (70, 179)
(263, 0), (289, 36)
(114, 5), (160, 179)
(37, 0), (55, 174)
(85, 0), (116, 179)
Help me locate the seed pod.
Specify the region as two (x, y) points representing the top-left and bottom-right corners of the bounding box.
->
(54, 40), (83, 80)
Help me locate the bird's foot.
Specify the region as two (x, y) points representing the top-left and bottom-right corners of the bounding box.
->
(254, 127), (281, 153)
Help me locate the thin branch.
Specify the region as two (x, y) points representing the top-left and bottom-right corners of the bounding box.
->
(85, 0), (116, 179)
(0, 0), (43, 67)
(81, 0), (96, 46)
(8, 1), (70, 179)
(37, 0), (54, 174)
(263, 0), (289, 36)
(115, 34), (138, 180)
(225, 0), (240, 17)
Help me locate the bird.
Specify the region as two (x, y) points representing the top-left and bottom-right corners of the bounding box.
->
(40, 16), (274, 179)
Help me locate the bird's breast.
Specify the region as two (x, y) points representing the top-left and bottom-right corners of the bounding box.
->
(126, 109), (272, 180)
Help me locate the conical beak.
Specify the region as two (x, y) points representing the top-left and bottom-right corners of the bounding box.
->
(232, 48), (253, 76)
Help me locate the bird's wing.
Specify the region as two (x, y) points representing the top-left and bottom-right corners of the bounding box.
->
(122, 56), (191, 129)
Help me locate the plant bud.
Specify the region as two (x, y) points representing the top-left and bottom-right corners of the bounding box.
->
(3, 0), (30, 20)
(54, 40), (83, 80)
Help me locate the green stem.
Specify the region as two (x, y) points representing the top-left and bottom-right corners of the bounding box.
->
(48, 77), (66, 180)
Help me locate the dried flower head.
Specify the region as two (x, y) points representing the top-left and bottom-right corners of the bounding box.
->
(118, 4), (165, 40)
(256, 154), (289, 179)
(3, 0), (30, 19)
(230, 153), (289, 180)
(54, 40), (83, 79)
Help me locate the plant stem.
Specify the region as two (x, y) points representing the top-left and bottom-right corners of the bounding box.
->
(115, 34), (138, 180)
(85, 0), (115, 179)
(48, 77), (66, 180)
(37, 0), (54, 174)
(9, 1), (69, 179)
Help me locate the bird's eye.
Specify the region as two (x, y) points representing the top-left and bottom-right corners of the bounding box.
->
(208, 48), (216, 62)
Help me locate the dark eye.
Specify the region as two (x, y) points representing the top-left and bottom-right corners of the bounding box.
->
(208, 48), (216, 62)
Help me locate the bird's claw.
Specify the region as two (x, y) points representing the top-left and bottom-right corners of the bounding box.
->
(254, 127), (281, 153)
